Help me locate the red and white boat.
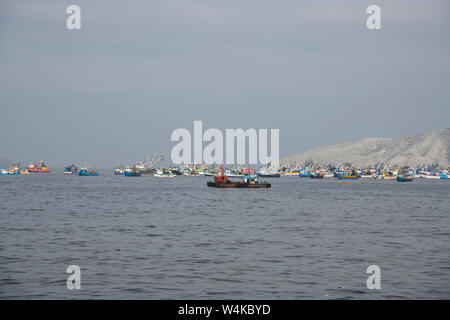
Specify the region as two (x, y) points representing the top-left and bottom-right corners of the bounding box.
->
(418, 170), (440, 179)
(26, 161), (51, 173)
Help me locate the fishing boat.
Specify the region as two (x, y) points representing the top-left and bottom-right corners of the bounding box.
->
(257, 167), (280, 177)
(299, 170), (311, 178)
(154, 169), (177, 178)
(283, 171), (300, 176)
(115, 167), (125, 175)
(64, 164), (78, 175)
(7, 163), (21, 175)
(258, 172), (281, 178)
(323, 172), (334, 178)
(397, 176), (414, 182)
(310, 172), (324, 179)
(418, 170), (440, 179)
(396, 171), (414, 182)
(423, 173), (441, 179)
(439, 171), (449, 179)
(6, 164), (21, 175)
(359, 168), (376, 178)
(124, 168), (141, 177)
(196, 168), (206, 175)
(183, 168), (198, 176)
(224, 168), (243, 177)
(26, 161), (51, 173)
(336, 169), (360, 179)
(79, 169), (100, 176)
(78, 165), (100, 176)
(336, 174), (360, 179)
(381, 171), (397, 180)
(171, 168), (184, 175)
(360, 173), (376, 178)
(1, 164), (27, 175)
(207, 166), (271, 188)
(135, 161), (146, 172)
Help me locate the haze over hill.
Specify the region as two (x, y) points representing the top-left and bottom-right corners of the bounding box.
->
(281, 129), (450, 168)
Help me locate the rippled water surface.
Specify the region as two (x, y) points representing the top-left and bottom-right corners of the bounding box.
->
(0, 173), (449, 299)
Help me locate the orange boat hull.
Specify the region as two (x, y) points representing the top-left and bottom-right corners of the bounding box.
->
(27, 168), (51, 173)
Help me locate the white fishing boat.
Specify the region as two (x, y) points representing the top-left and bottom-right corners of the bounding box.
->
(135, 161), (146, 172)
(224, 169), (243, 177)
(417, 170), (440, 178)
(257, 167), (281, 177)
(154, 169), (177, 178)
(6, 163), (21, 175)
(360, 174), (376, 178)
(183, 168), (198, 176)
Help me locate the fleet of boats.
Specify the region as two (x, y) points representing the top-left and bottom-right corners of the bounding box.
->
(1, 159), (449, 187)
(1, 163), (29, 175)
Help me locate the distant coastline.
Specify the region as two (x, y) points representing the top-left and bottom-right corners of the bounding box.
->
(281, 129), (450, 168)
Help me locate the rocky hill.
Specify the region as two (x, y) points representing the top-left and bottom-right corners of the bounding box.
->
(281, 129), (450, 168)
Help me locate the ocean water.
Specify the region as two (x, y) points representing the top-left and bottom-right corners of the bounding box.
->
(0, 172), (449, 299)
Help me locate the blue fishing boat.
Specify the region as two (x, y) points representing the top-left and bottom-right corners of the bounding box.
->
(397, 175), (413, 182)
(64, 164), (78, 175)
(79, 169), (99, 176)
(78, 165), (100, 176)
(299, 170), (311, 178)
(440, 171), (449, 179)
(336, 169), (360, 179)
(124, 168), (141, 177)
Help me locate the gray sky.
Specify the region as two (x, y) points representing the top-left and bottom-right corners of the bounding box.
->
(1, 0), (449, 167)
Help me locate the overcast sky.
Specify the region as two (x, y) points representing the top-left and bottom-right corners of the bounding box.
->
(1, 0), (449, 167)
